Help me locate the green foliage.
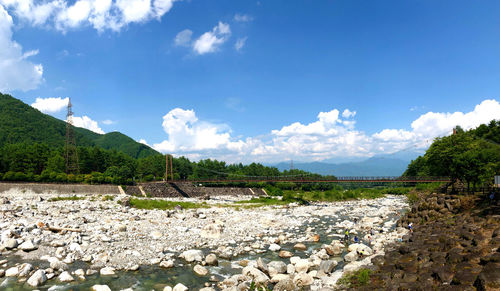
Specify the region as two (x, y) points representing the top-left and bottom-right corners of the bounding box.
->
(48, 195), (86, 202)
(0, 92), (158, 159)
(129, 198), (208, 210)
(338, 268), (372, 287)
(404, 121), (500, 189)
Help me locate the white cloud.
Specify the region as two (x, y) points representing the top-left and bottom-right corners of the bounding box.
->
(193, 22), (231, 55)
(1, 0), (179, 32)
(342, 109), (356, 118)
(138, 138), (149, 145)
(234, 13), (252, 22)
(0, 5), (43, 91)
(152, 99), (500, 163)
(234, 36), (247, 51)
(102, 119), (115, 125)
(31, 97), (69, 113)
(174, 29), (192, 46)
(72, 115), (105, 134)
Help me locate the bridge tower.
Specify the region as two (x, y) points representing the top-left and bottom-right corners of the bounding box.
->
(65, 98), (79, 174)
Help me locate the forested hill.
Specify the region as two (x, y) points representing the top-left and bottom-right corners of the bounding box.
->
(404, 121), (500, 189)
(0, 93), (158, 159)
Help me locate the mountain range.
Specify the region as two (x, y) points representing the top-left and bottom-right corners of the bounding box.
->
(0, 93), (159, 159)
(275, 153), (422, 177)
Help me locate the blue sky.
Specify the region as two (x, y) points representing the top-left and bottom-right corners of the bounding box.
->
(1, 0), (500, 163)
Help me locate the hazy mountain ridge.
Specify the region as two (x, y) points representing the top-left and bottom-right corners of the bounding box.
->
(275, 155), (417, 176)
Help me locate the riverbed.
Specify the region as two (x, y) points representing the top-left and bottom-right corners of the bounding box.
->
(0, 189), (409, 290)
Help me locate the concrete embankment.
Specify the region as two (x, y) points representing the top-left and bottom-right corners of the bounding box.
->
(362, 192), (500, 290)
(0, 182), (120, 195)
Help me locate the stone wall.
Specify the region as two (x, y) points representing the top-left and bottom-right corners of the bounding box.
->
(0, 182), (121, 195)
(132, 182), (266, 198)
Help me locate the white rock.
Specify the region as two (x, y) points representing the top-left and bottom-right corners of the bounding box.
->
(100, 267), (115, 275)
(91, 285), (112, 291)
(173, 283), (188, 291)
(193, 264), (208, 276)
(160, 260), (174, 268)
(293, 272), (313, 286)
(150, 231), (162, 240)
(58, 271), (74, 282)
(180, 249), (203, 262)
(295, 259), (311, 273)
(19, 240), (37, 251)
(27, 270), (47, 287)
(268, 243), (281, 251)
(344, 250), (358, 262)
(200, 222), (223, 239)
(5, 266), (19, 277)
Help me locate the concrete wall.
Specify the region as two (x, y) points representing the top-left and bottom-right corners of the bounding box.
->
(0, 182), (121, 195)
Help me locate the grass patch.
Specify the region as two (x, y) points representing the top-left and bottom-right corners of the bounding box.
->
(406, 192), (419, 206)
(102, 195), (114, 201)
(129, 198), (208, 210)
(337, 268), (373, 288)
(48, 195), (85, 202)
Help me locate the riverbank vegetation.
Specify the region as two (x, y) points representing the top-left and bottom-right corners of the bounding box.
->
(404, 120), (500, 190)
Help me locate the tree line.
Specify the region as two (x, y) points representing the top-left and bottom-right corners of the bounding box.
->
(404, 120), (500, 191)
(0, 143), (331, 185)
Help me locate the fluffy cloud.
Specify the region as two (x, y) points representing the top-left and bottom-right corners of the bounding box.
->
(193, 22), (230, 55)
(234, 37), (247, 51)
(153, 99), (500, 163)
(174, 29), (192, 46)
(31, 97), (68, 113)
(0, 5), (43, 92)
(1, 0), (178, 32)
(102, 119), (115, 125)
(72, 115), (104, 134)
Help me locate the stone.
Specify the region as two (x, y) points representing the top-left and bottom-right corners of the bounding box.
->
(74, 269), (85, 276)
(91, 285), (112, 291)
(27, 270), (47, 287)
(150, 231), (162, 240)
(270, 273), (290, 283)
(475, 262), (500, 289)
(19, 240), (37, 251)
(257, 257), (268, 274)
(200, 222), (224, 239)
(242, 266), (270, 285)
(5, 266), (19, 277)
(4, 238), (18, 249)
(58, 271), (74, 282)
(286, 264), (295, 274)
(205, 254), (218, 266)
(319, 260), (337, 274)
(269, 243), (281, 251)
(172, 283), (188, 291)
(50, 260), (68, 271)
(180, 249), (204, 262)
(295, 259), (311, 273)
(309, 234), (320, 242)
(19, 263), (33, 277)
(344, 250), (358, 262)
(117, 225), (127, 232)
(160, 260), (174, 268)
(193, 264), (208, 276)
(293, 272), (313, 286)
(268, 261), (287, 275)
(273, 278), (295, 291)
(294, 243), (307, 251)
(278, 250), (293, 258)
(100, 267), (115, 275)
(163, 287), (173, 291)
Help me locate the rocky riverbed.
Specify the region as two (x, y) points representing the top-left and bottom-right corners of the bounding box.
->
(358, 192), (500, 291)
(0, 188), (410, 290)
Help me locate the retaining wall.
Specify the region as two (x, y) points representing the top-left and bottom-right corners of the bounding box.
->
(0, 182), (121, 195)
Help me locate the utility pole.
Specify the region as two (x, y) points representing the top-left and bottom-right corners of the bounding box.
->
(65, 98), (79, 174)
(165, 154), (174, 182)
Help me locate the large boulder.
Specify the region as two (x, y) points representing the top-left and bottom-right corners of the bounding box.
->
(27, 270), (47, 287)
(319, 260), (338, 274)
(293, 272), (313, 286)
(344, 250), (358, 262)
(242, 266), (270, 285)
(193, 264), (208, 276)
(268, 261), (287, 277)
(294, 259), (311, 273)
(205, 254), (218, 266)
(180, 249), (204, 262)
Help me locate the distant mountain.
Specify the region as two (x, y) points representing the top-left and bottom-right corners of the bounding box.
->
(0, 92), (159, 159)
(275, 156), (414, 176)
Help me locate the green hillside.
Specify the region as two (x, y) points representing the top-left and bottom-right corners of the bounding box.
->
(0, 92), (158, 159)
